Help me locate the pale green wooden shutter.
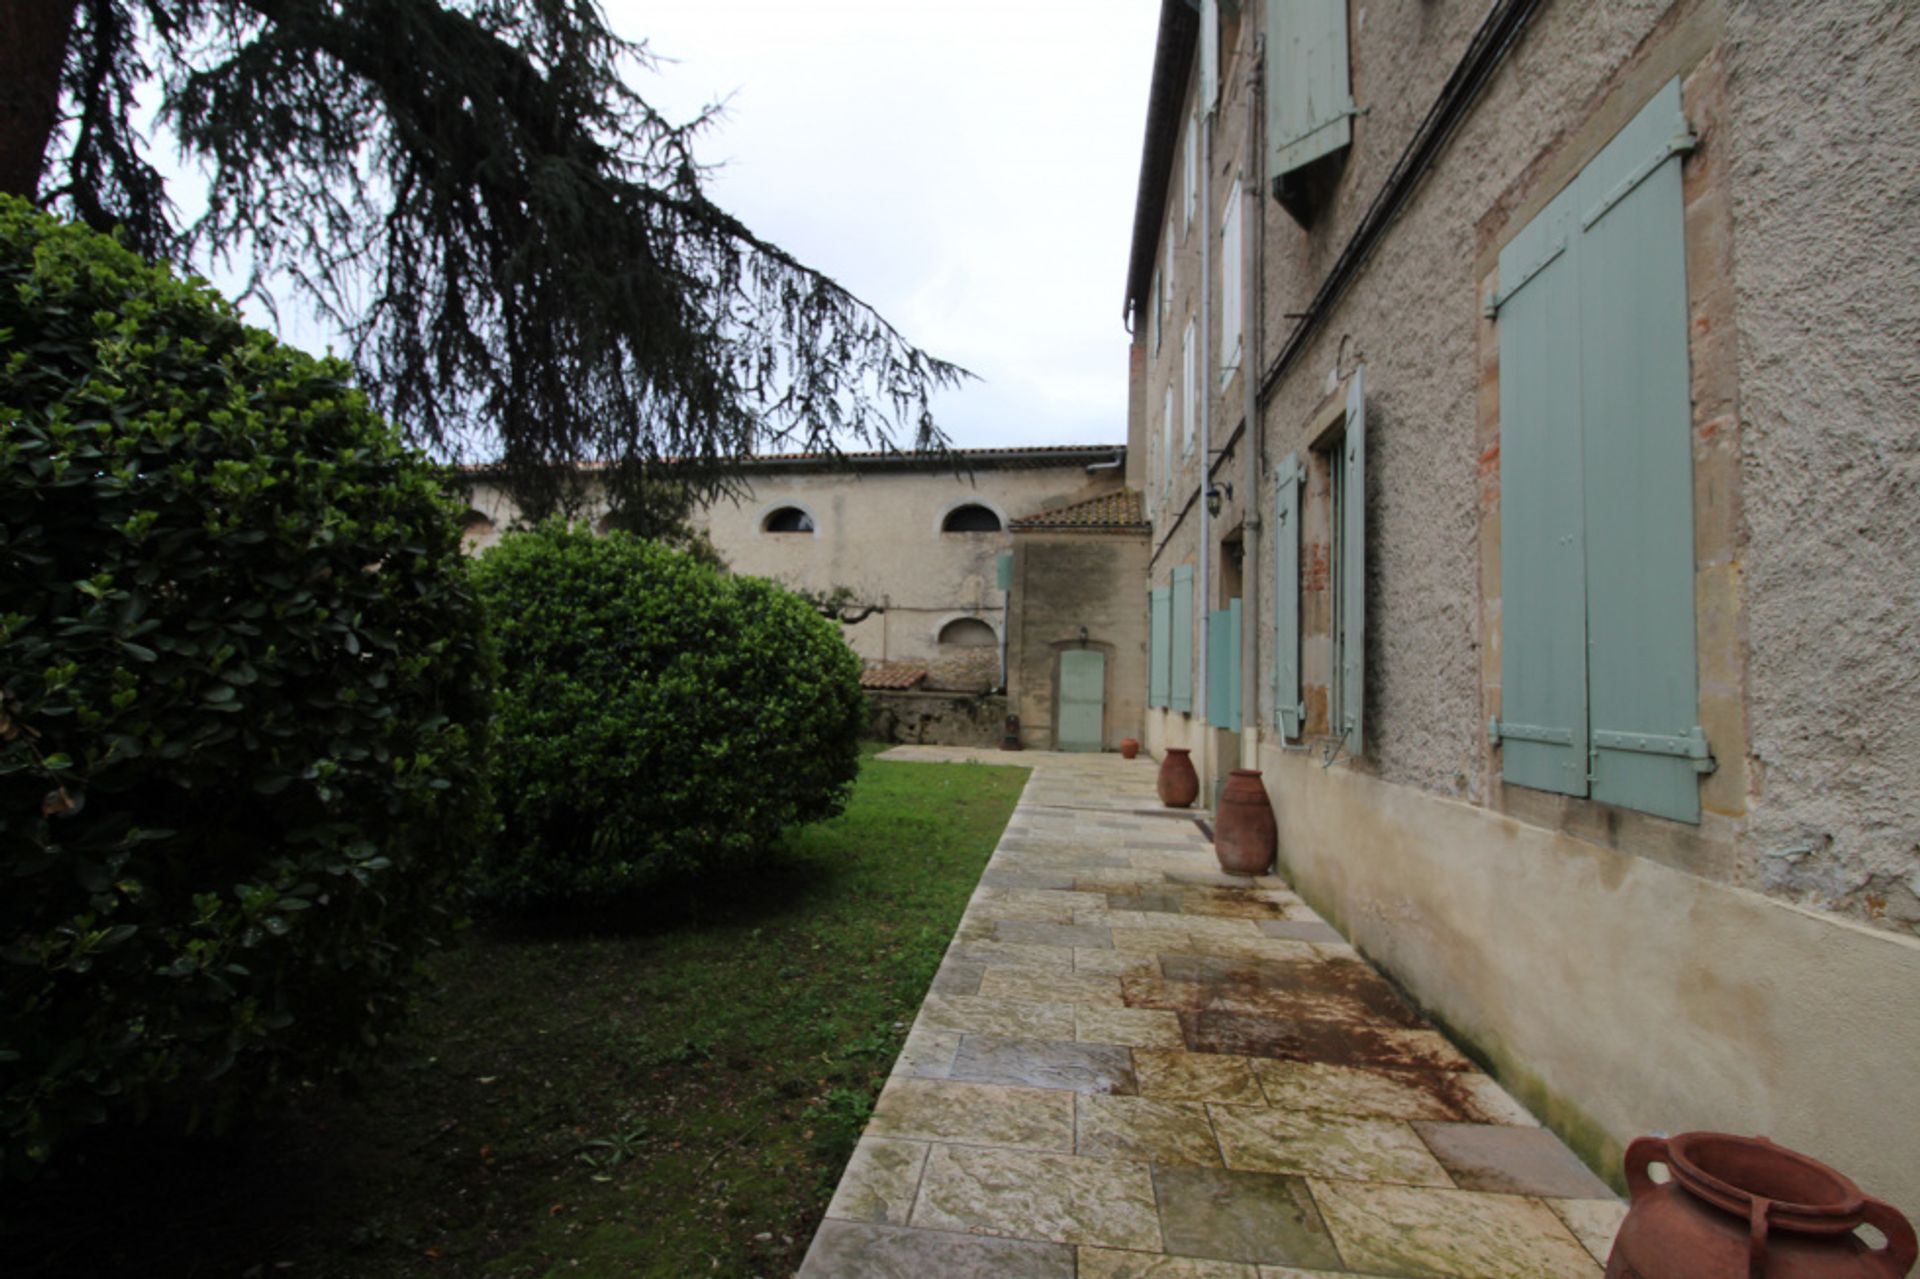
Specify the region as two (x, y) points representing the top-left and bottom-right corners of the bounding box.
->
(1265, 0), (1353, 182)
(1210, 599), (1241, 733)
(1273, 453), (1304, 738)
(1339, 368), (1366, 753)
(1149, 587), (1171, 709)
(1201, 0), (1220, 114)
(1492, 76), (1705, 820)
(1171, 565), (1194, 713)
(1495, 177), (1590, 797)
(1575, 78), (1703, 823)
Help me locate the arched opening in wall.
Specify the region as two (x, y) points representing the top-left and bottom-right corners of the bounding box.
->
(938, 618), (998, 648)
(942, 504), (1003, 533)
(932, 617), (1000, 692)
(763, 506), (815, 534)
(458, 509), (495, 549)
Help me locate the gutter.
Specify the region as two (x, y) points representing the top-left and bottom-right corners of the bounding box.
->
(1256, 0), (1547, 406)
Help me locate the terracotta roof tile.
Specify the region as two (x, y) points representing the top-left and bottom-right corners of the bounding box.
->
(860, 663), (929, 690)
(1010, 489), (1149, 532)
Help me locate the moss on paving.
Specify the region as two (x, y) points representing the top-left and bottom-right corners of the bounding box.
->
(1, 747), (1028, 1279)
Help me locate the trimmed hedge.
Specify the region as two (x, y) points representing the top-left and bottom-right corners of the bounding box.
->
(0, 198), (493, 1174)
(471, 521), (864, 905)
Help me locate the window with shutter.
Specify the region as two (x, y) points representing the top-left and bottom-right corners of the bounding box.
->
(1210, 600), (1242, 733)
(1201, 0), (1220, 115)
(1264, 0), (1353, 218)
(1185, 114), (1198, 234)
(1273, 452), (1304, 738)
(1162, 384), (1175, 505)
(1149, 587), (1171, 709)
(1183, 318), (1197, 455)
(1171, 566), (1194, 713)
(1220, 178), (1242, 379)
(1491, 78), (1706, 824)
(1335, 368), (1366, 754)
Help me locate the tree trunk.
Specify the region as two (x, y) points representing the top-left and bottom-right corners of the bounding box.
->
(0, 0), (80, 199)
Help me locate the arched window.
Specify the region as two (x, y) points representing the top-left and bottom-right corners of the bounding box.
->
(458, 509), (495, 547)
(941, 504), (1002, 533)
(763, 506), (815, 534)
(937, 618), (998, 648)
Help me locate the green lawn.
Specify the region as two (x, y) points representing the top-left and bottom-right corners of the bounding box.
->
(1, 746), (1028, 1279)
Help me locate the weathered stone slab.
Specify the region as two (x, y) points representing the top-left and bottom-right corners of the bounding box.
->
(799, 1220), (1074, 1279)
(1252, 1058), (1525, 1125)
(1074, 1005), (1186, 1049)
(824, 1137), (929, 1225)
(1150, 1166), (1344, 1268)
(1076, 1094), (1222, 1166)
(866, 1077), (1074, 1151)
(978, 967), (1127, 1008)
(1309, 1179), (1603, 1279)
(1413, 1122), (1614, 1197)
(917, 993), (1076, 1040)
(950, 1034), (1138, 1095)
(1133, 1049), (1266, 1106)
(1211, 1107), (1452, 1186)
(912, 1145), (1162, 1250)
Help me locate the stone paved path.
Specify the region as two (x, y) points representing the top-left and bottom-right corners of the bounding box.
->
(800, 746), (1625, 1278)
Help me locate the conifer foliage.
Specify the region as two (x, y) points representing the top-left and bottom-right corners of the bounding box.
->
(1, 1), (964, 517)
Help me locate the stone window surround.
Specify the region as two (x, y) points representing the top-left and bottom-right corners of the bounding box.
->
(1474, 19), (1749, 884)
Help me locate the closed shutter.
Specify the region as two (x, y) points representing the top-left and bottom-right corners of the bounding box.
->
(1201, 0), (1220, 114)
(1182, 319), (1197, 454)
(1208, 607), (1236, 732)
(1495, 176), (1590, 797)
(1492, 76), (1705, 821)
(1265, 0), (1353, 182)
(1171, 565), (1194, 713)
(1220, 179), (1242, 376)
(1576, 78), (1702, 823)
(1162, 385), (1175, 504)
(1273, 452), (1304, 737)
(1339, 367), (1366, 753)
(1149, 587), (1171, 709)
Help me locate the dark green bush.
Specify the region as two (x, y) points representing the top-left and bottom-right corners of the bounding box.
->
(471, 520), (864, 905)
(0, 198), (492, 1174)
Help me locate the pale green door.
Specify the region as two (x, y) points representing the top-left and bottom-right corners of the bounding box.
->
(1057, 650), (1106, 752)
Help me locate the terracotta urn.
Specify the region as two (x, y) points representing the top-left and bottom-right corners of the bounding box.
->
(1607, 1133), (1915, 1279)
(1213, 769), (1276, 876)
(1119, 738), (1140, 760)
(1156, 747), (1198, 808)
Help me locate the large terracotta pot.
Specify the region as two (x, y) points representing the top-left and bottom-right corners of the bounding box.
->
(1213, 769), (1275, 876)
(1156, 748), (1198, 808)
(1607, 1133), (1915, 1279)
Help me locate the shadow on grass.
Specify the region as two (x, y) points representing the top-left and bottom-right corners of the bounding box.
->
(481, 836), (847, 941)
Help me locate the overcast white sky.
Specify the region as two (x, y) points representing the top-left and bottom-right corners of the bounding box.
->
(593, 0), (1161, 450)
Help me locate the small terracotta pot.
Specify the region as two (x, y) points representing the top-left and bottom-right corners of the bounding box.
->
(1607, 1132), (1916, 1279)
(1119, 738), (1140, 760)
(1156, 748), (1198, 808)
(1213, 769), (1275, 876)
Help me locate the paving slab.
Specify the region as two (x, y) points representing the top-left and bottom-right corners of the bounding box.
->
(802, 748), (1619, 1278)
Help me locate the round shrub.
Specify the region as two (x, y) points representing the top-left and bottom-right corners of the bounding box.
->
(471, 520), (865, 905)
(0, 198), (493, 1174)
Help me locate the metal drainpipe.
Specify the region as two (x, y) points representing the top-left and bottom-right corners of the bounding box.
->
(1197, 80), (1213, 780)
(1240, 37), (1264, 748)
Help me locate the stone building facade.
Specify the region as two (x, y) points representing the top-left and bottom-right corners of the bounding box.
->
(1127, 0), (1919, 1220)
(462, 445), (1134, 700)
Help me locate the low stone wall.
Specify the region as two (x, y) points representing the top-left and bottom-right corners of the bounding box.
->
(866, 690), (1007, 747)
